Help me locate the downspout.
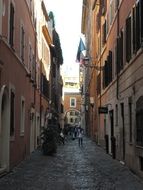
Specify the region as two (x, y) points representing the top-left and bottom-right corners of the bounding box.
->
(40, 59), (42, 131)
(34, 22), (37, 106)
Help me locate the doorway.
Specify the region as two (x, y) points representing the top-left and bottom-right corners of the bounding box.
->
(121, 103), (125, 161)
(0, 85), (10, 173)
(109, 110), (116, 159)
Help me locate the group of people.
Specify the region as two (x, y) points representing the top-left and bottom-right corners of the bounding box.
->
(59, 122), (84, 146)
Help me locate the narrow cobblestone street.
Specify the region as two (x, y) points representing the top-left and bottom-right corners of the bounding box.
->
(0, 137), (143, 190)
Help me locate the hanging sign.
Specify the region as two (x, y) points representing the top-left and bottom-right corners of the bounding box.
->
(98, 106), (108, 114)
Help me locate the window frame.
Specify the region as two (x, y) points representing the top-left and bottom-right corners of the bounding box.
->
(20, 22), (25, 63)
(9, 1), (15, 48)
(70, 97), (76, 108)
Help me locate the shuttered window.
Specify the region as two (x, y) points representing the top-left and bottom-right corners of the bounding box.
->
(20, 25), (25, 62)
(41, 74), (49, 99)
(136, 2), (140, 51)
(117, 31), (124, 73)
(132, 0), (143, 52)
(102, 51), (113, 89)
(126, 16), (131, 62)
(120, 31), (123, 69)
(108, 50), (112, 83)
(102, 20), (106, 46)
(9, 3), (15, 48)
(132, 6), (136, 53)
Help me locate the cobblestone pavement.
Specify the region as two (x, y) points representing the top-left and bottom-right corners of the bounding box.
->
(0, 137), (143, 190)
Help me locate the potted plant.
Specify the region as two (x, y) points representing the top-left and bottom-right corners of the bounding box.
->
(41, 125), (57, 155)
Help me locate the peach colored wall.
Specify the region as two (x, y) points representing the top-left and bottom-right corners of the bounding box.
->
(0, 0), (36, 168)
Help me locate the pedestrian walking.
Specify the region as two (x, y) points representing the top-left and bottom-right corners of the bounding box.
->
(77, 123), (84, 146)
(60, 129), (65, 144)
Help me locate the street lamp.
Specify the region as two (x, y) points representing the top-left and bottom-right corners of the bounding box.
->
(82, 56), (103, 70)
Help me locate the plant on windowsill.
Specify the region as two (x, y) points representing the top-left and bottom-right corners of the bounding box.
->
(41, 125), (57, 156)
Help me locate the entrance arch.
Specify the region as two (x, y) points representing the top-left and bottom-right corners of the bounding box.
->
(0, 85), (10, 172)
(64, 109), (81, 126)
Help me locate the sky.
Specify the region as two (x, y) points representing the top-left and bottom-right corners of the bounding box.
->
(45, 0), (83, 76)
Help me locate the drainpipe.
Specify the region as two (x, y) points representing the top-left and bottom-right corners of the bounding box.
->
(39, 59), (42, 129)
(34, 21), (37, 106)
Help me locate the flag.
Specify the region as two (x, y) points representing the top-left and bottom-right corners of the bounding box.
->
(76, 38), (86, 63)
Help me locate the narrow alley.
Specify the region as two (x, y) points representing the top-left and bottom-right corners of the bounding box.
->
(0, 137), (143, 190)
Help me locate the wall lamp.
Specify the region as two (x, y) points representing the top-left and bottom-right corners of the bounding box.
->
(82, 56), (103, 71)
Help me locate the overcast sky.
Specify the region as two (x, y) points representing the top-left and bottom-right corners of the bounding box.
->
(45, 0), (83, 76)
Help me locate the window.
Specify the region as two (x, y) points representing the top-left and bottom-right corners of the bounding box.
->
(119, 31), (123, 69)
(115, 0), (119, 10)
(28, 43), (32, 72)
(70, 118), (73, 123)
(117, 30), (124, 73)
(36, 63), (40, 89)
(20, 24), (25, 62)
(102, 51), (112, 89)
(132, 6), (136, 53)
(126, 15), (131, 62)
(75, 111), (80, 116)
(102, 20), (106, 46)
(41, 74), (49, 99)
(10, 90), (15, 136)
(9, 2), (15, 48)
(70, 98), (76, 107)
(31, 51), (35, 80)
(70, 111), (74, 116)
(20, 97), (25, 135)
(132, 1), (143, 53)
(109, 0), (115, 25)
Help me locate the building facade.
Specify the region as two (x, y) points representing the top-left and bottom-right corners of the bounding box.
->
(0, 0), (63, 175)
(82, 0), (143, 178)
(64, 92), (81, 126)
(63, 75), (81, 127)
(0, 0), (37, 172)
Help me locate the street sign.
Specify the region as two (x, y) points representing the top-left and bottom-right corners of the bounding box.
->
(98, 106), (108, 114)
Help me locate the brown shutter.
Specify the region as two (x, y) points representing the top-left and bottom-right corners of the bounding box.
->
(136, 2), (140, 51)
(133, 6), (136, 53)
(9, 3), (15, 47)
(120, 31), (123, 69)
(126, 16), (131, 62)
